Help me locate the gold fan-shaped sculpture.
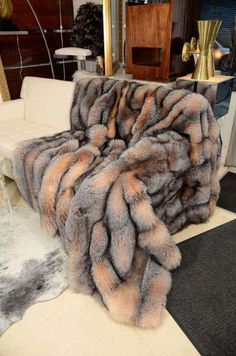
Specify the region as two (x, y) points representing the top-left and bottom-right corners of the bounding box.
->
(182, 20), (222, 80)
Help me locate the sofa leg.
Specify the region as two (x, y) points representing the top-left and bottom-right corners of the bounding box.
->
(0, 160), (12, 214)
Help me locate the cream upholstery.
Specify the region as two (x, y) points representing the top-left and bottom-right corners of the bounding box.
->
(0, 117), (58, 161)
(0, 77), (76, 178)
(21, 77), (75, 131)
(0, 99), (24, 120)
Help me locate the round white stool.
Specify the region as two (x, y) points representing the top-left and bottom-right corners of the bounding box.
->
(55, 47), (92, 71)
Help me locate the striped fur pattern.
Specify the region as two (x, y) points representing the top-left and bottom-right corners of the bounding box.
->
(13, 77), (221, 328)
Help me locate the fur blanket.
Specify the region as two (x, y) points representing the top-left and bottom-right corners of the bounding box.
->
(13, 78), (221, 328)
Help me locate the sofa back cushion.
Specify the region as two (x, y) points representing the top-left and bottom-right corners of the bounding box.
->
(21, 77), (75, 131)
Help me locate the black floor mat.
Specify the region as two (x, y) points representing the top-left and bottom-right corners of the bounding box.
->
(217, 172), (236, 213)
(167, 219), (236, 356)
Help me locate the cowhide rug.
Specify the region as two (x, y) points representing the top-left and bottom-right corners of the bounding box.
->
(0, 206), (68, 335)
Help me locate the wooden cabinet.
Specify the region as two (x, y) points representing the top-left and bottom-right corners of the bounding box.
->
(125, 0), (201, 81)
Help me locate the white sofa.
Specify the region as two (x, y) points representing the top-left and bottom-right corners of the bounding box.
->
(0, 77), (75, 178)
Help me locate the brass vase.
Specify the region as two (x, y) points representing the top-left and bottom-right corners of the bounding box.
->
(192, 20), (222, 80)
(0, 0), (13, 19)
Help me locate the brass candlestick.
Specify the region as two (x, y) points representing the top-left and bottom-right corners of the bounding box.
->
(0, 55), (10, 101)
(182, 20), (222, 80)
(0, 0), (13, 18)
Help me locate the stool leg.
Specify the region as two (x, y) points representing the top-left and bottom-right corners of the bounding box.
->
(81, 60), (86, 71)
(0, 173), (12, 213)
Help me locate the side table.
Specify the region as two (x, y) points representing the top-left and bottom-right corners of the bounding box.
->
(176, 74), (234, 119)
(0, 157), (12, 214)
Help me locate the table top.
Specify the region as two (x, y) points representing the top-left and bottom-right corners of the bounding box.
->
(178, 74), (234, 84)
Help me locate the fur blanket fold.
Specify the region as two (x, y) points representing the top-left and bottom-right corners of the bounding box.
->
(13, 77), (221, 328)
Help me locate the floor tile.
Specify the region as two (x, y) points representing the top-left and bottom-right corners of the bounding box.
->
(0, 290), (200, 356)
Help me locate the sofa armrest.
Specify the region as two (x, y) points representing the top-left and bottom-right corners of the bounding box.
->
(0, 99), (25, 120)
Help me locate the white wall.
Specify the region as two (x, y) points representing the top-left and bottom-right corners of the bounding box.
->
(218, 91), (236, 165)
(73, 0), (102, 16)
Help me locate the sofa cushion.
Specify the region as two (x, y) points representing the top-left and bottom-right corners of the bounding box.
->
(20, 77), (75, 131)
(0, 118), (58, 160)
(0, 99), (24, 120)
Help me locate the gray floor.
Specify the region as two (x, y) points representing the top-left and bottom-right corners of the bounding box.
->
(167, 219), (236, 356)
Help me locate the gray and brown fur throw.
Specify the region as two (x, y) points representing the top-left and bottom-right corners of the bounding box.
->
(13, 77), (221, 328)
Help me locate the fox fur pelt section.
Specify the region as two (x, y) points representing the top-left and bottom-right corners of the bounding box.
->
(13, 78), (221, 328)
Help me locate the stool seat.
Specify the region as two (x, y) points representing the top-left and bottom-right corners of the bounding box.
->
(55, 47), (92, 60)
